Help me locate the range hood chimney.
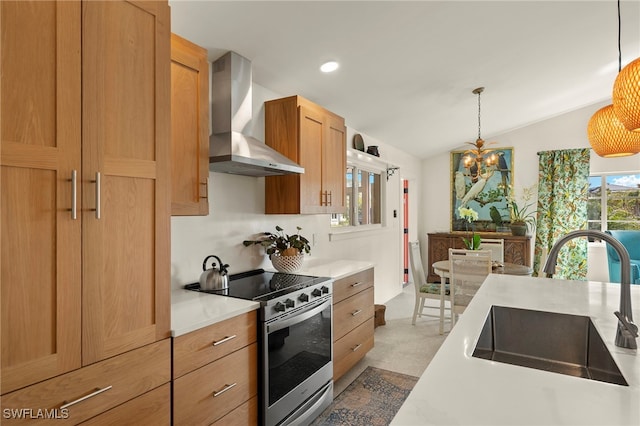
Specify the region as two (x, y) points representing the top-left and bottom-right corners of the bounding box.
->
(209, 51), (304, 176)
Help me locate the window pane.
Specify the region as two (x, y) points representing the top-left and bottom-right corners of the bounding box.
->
(369, 172), (381, 224)
(606, 174), (640, 230)
(331, 166), (353, 227)
(332, 166), (382, 228)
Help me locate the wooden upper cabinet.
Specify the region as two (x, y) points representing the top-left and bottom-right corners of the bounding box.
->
(170, 33), (210, 216)
(0, 0), (82, 394)
(81, 0), (171, 364)
(264, 96), (346, 214)
(0, 0), (171, 394)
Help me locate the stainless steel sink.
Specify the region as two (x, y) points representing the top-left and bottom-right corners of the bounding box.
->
(472, 306), (628, 386)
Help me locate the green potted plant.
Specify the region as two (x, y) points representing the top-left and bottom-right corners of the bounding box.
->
(243, 225), (311, 272)
(507, 185), (537, 236)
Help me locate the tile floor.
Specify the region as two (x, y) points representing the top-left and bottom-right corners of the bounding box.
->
(334, 284), (448, 395)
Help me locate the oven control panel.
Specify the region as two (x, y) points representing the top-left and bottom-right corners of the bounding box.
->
(263, 280), (332, 322)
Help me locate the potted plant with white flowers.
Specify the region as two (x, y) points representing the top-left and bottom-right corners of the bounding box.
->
(243, 225), (311, 273)
(458, 206), (481, 250)
(507, 184), (537, 236)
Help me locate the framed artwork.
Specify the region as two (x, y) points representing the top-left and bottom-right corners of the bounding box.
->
(450, 147), (514, 232)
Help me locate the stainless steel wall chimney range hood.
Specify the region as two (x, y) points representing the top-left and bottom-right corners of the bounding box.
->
(209, 51), (304, 176)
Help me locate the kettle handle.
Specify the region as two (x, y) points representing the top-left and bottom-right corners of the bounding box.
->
(203, 255), (223, 271)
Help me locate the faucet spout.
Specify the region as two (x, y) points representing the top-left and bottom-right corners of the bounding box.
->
(543, 230), (637, 349)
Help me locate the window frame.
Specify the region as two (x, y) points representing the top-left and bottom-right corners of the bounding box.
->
(588, 172), (640, 232)
(329, 149), (394, 237)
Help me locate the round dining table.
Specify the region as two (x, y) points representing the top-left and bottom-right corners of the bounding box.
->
(432, 260), (533, 282)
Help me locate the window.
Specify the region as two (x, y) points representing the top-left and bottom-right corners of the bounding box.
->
(588, 173), (640, 231)
(331, 165), (382, 228)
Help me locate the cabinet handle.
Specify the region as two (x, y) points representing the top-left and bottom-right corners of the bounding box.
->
(320, 191), (326, 206)
(212, 334), (237, 346)
(351, 309), (362, 316)
(200, 180), (208, 199)
(327, 190), (332, 206)
(350, 281), (364, 288)
(60, 386), (113, 409)
(351, 343), (362, 352)
(70, 170), (77, 220)
(94, 172), (101, 219)
(213, 382), (237, 397)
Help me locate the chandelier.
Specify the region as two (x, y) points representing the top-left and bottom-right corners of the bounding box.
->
(463, 87), (498, 181)
(587, 0), (640, 157)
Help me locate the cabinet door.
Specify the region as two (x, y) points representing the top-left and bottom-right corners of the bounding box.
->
(298, 105), (324, 214)
(323, 114), (346, 214)
(170, 33), (210, 216)
(81, 0), (170, 364)
(0, 0), (82, 394)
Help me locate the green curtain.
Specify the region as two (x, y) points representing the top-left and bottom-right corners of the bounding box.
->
(535, 149), (590, 280)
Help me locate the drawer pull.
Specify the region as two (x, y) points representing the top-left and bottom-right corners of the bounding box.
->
(94, 172), (101, 219)
(351, 309), (362, 316)
(70, 170), (77, 220)
(213, 382), (237, 397)
(60, 386), (113, 409)
(351, 343), (362, 352)
(212, 334), (237, 346)
(350, 281), (364, 288)
(200, 180), (208, 199)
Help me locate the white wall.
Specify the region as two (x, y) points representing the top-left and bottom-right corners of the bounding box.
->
(419, 100), (640, 281)
(171, 83), (422, 304)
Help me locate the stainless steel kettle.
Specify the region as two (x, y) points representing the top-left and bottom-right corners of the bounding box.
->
(199, 255), (229, 291)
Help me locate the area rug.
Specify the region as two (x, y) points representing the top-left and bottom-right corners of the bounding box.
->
(310, 366), (418, 426)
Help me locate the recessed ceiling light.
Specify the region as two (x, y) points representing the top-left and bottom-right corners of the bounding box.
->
(320, 61), (339, 73)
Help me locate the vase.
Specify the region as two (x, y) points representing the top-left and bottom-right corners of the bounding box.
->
(510, 223), (527, 236)
(270, 253), (304, 273)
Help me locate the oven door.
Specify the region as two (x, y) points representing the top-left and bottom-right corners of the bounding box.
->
(263, 296), (333, 426)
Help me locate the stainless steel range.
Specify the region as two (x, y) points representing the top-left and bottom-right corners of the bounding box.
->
(186, 269), (333, 426)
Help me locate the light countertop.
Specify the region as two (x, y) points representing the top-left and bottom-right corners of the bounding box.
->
(283, 258), (374, 280)
(171, 289), (260, 337)
(392, 274), (640, 426)
(171, 258), (374, 337)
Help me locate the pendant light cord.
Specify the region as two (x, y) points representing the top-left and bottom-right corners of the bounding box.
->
(618, 0), (622, 73)
(477, 90), (482, 140)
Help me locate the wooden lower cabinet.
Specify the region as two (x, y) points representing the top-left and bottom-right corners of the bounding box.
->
(332, 268), (375, 381)
(334, 318), (375, 381)
(427, 232), (532, 282)
(80, 384), (171, 425)
(1, 339), (171, 425)
(172, 311), (259, 425)
(211, 396), (258, 426)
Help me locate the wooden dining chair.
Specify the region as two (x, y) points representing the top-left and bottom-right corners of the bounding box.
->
(448, 248), (492, 330)
(479, 238), (504, 262)
(409, 241), (449, 334)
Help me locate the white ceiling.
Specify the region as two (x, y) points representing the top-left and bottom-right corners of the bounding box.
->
(169, 0), (640, 159)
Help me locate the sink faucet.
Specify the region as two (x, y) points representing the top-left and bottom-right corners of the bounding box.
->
(543, 230), (638, 350)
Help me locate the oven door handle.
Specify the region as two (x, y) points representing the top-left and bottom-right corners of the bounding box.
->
(268, 299), (331, 334)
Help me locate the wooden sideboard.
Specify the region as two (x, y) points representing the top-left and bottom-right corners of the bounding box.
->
(427, 232), (532, 282)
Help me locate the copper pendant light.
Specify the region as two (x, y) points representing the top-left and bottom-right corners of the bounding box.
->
(613, 56), (640, 132)
(587, 0), (640, 157)
(588, 104), (640, 157)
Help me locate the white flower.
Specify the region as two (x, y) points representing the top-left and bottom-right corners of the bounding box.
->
(458, 207), (479, 223)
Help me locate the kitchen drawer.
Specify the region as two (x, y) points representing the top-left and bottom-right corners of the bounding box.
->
(173, 311), (257, 379)
(80, 383), (170, 425)
(333, 268), (374, 304)
(211, 396), (258, 426)
(2, 339), (170, 425)
(333, 287), (374, 341)
(173, 342), (258, 425)
(333, 317), (374, 381)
